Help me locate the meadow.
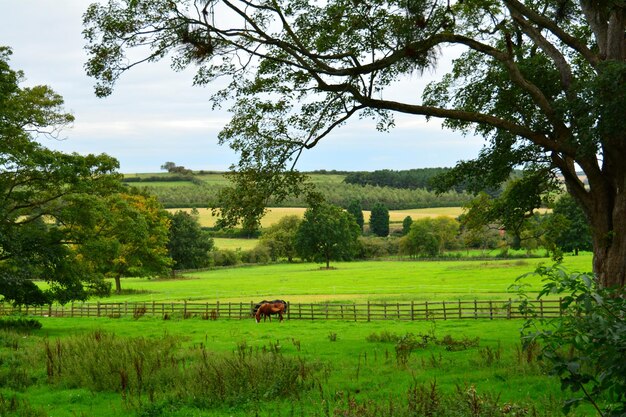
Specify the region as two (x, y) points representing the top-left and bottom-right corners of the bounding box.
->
(1, 313), (588, 417)
(0, 253), (595, 416)
(93, 253), (592, 304)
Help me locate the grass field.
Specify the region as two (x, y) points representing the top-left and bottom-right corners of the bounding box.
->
(2, 255), (597, 417)
(4, 315), (589, 417)
(95, 253), (592, 304)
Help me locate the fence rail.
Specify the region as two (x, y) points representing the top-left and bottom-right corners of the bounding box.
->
(0, 299), (562, 321)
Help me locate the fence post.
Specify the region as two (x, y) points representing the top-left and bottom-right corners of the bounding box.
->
(507, 298), (511, 319)
(443, 301), (447, 320)
(474, 299), (478, 319)
(410, 301), (415, 321)
(367, 301), (371, 322)
(353, 304), (357, 322)
(287, 302), (291, 321)
(458, 300), (462, 319)
(310, 303), (314, 321)
(559, 297), (563, 317)
(97, 301), (101, 317)
(489, 300), (493, 320)
(539, 299), (544, 318)
(425, 301), (429, 319)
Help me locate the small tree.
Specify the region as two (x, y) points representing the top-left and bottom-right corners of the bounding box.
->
(517, 266), (626, 416)
(400, 216), (460, 257)
(346, 200), (365, 233)
(168, 210), (214, 270)
(259, 215), (301, 262)
(402, 216), (413, 236)
(369, 203), (389, 237)
(295, 202), (360, 268)
(551, 195), (593, 256)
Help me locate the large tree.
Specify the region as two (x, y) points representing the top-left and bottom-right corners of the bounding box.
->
(78, 191), (172, 294)
(84, 1), (626, 288)
(295, 202), (360, 268)
(1, 46), (122, 305)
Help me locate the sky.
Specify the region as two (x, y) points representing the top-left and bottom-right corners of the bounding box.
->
(0, 1), (486, 174)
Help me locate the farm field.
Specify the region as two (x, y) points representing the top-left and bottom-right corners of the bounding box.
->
(212, 237), (258, 251)
(90, 253), (592, 304)
(167, 206), (465, 229)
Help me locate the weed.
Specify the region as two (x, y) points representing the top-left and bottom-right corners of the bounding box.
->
(437, 334), (480, 351)
(133, 306), (147, 319)
(516, 340), (541, 364)
(395, 333), (429, 366)
(291, 338), (301, 351)
(366, 330), (399, 343)
(328, 332), (337, 342)
(0, 394), (47, 417)
(479, 342), (502, 366)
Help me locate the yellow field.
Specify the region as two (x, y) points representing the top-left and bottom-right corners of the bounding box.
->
(166, 207), (464, 228)
(212, 238), (258, 250)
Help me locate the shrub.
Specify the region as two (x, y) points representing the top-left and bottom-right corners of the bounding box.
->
(240, 246), (271, 264)
(517, 265), (626, 416)
(209, 249), (240, 267)
(0, 317), (42, 332)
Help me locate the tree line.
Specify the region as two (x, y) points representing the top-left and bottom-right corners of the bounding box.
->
(344, 168), (457, 191)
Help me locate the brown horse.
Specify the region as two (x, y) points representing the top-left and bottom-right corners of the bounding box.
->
(255, 302), (285, 323)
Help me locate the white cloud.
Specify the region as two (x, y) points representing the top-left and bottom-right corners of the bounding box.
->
(1, 1), (484, 173)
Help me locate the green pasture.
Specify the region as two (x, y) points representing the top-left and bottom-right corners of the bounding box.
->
(4, 255), (596, 416)
(97, 253), (592, 304)
(2, 316), (591, 417)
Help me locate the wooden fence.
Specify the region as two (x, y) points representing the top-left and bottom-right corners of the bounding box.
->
(0, 299), (562, 321)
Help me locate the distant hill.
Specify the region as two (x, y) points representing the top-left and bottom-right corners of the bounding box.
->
(123, 170), (471, 210)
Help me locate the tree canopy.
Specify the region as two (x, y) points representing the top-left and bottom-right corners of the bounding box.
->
(84, 1), (626, 288)
(168, 209), (214, 270)
(1, 46), (122, 305)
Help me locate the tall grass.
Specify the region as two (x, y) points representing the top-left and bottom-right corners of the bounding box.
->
(0, 317), (590, 416)
(43, 331), (315, 409)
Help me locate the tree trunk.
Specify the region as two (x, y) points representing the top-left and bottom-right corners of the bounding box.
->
(114, 275), (122, 294)
(576, 176), (626, 289)
(589, 197), (626, 289)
